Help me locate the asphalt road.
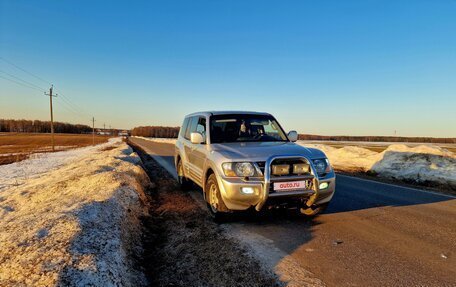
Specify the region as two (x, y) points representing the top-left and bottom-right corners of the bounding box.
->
(130, 137), (456, 287)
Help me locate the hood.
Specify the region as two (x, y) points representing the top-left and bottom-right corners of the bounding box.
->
(210, 141), (326, 161)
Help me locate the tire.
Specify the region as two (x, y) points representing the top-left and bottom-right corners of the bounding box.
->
(176, 159), (192, 191)
(299, 202), (329, 217)
(205, 174), (229, 222)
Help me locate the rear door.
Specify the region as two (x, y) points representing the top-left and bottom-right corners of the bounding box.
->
(177, 117), (191, 169)
(191, 116), (208, 185)
(183, 116), (199, 181)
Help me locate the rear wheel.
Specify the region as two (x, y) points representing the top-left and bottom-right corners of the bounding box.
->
(205, 174), (228, 221)
(177, 159), (192, 191)
(299, 203), (329, 217)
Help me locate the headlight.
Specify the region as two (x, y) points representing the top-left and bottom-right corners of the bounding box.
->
(312, 159), (331, 174)
(222, 162), (255, 177)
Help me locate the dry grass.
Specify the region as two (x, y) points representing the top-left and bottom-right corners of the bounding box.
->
(0, 133), (111, 165)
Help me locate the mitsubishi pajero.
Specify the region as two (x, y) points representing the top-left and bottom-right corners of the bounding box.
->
(174, 111), (336, 219)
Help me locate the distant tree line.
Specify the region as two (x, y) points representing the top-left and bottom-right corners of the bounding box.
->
(0, 119), (92, 134)
(131, 126), (180, 138)
(298, 134), (456, 144)
(129, 125), (456, 143)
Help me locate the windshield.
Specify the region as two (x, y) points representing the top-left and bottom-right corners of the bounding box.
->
(210, 114), (288, 143)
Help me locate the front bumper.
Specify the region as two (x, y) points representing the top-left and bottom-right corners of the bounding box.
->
(215, 157), (336, 211)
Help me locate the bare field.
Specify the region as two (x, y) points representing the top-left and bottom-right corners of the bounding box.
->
(0, 133), (111, 165)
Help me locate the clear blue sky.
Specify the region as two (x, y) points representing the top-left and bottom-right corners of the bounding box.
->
(1, 0), (455, 136)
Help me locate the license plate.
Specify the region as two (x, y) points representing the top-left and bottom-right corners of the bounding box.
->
(273, 180), (307, 191)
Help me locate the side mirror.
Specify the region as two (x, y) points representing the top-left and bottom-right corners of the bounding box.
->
(190, 132), (205, 144)
(288, 130), (298, 142)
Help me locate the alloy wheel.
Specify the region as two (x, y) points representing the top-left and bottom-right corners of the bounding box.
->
(209, 183), (219, 213)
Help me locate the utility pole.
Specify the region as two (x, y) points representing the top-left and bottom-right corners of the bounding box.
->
(92, 117), (95, 145)
(45, 85), (57, 152)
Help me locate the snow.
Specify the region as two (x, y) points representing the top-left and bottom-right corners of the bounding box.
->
(300, 140), (456, 150)
(0, 140), (149, 286)
(298, 141), (456, 188)
(0, 138), (121, 191)
(132, 137), (456, 188)
(133, 136), (177, 145)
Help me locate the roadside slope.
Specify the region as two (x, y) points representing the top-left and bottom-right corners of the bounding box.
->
(0, 141), (149, 286)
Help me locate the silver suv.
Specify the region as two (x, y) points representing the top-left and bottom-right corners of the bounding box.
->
(175, 111), (336, 219)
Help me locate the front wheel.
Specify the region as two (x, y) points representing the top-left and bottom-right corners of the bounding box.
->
(177, 159), (192, 191)
(205, 174), (229, 221)
(299, 203), (329, 217)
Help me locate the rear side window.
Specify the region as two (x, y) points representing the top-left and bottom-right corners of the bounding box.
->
(185, 117), (198, 140)
(180, 118), (190, 138)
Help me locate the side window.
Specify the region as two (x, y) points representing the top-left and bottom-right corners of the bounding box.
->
(196, 117), (206, 139)
(185, 117), (198, 140)
(180, 118), (190, 138)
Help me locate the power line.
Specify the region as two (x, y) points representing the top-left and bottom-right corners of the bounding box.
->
(54, 97), (90, 121)
(1, 72), (89, 122)
(57, 95), (84, 114)
(0, 57), (51, 85)
(0, 69), (46, 92)
(1, 57), (95, 128)
(0, 57), (91, 118)
(55, 97), (82, 116)
(58, 92), (90, 116)
(0, 74), (45, 92)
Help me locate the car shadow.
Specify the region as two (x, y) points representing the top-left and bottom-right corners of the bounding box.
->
(324, 173), (451, 214)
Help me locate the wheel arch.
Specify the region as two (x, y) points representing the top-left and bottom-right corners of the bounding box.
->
(203, 167), (215, 200)
(175, 153), (181, 168)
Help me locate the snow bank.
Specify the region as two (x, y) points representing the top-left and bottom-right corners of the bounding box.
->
(299, 141), (456, 189)
(0, 138), (122, 192)
(133, 136), (177, 144)
(130, 137), (456, 188)
(370, 145), (456, 188)
(0, 140), (149, 286)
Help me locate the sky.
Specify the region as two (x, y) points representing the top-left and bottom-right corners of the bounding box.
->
(1, 0), (455, 137)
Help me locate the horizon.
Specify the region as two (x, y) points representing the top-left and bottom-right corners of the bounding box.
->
(3, 116), (456, 140)
(1, 1), (456, 137)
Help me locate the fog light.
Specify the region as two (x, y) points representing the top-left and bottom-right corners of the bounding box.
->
(241, 187), (254, 194)
(272, 164), (290, 175)
(293, 163), (310, 174)
(319, 182), (329, 190)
